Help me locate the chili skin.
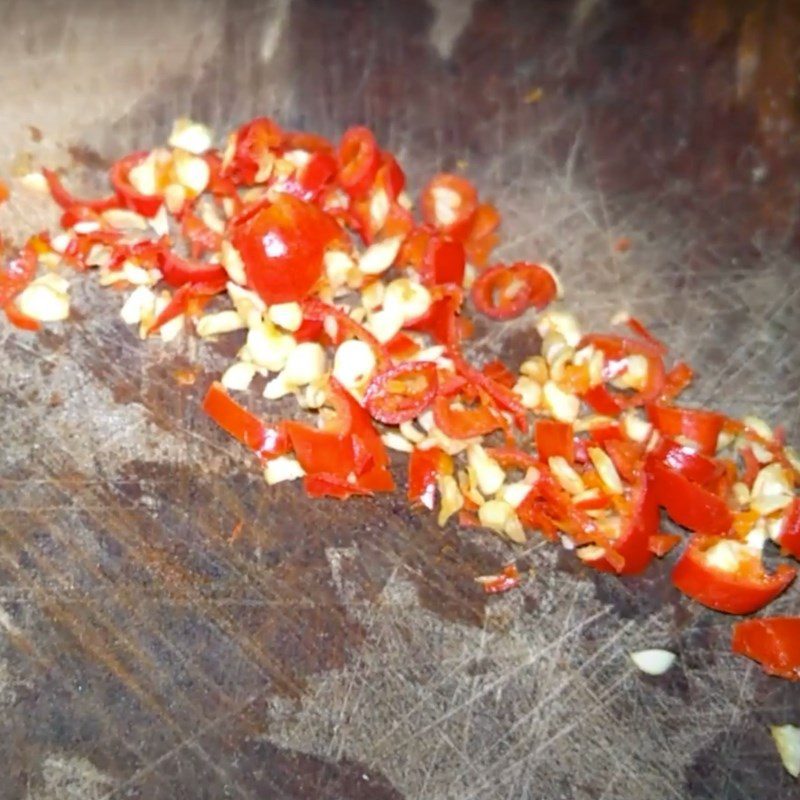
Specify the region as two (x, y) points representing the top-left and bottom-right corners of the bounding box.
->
(732, 617), (800, 681)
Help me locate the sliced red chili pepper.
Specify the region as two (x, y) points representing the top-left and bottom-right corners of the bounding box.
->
(203, 152), (240, 202)
(225, 117), (284, 184)
(535, 419), (574, 462)
(109, 151), (163, 217)
(481, 359), (516, 389)
(479, 564), (521, 595)
(181, 212), (223, 259)
(648, 533), (682, 557)
(337, 126), (380, 198)
(4, 301), (41, 331)
(285, 379), (394, 493)
(604, 439), (645, 483)
(421, 173), (478, 237)
(647, 457), (732, 535)
(623, 317), (667, 354)
(303, 472), (375, 499)
(277, 151), (338, 202)
(450, 350), (528, 432)
(364, 361), (438, 424)
(0, 180), (8, 205)
(647, 403), (724, 456)
(42, 168), (119, 213)
(464, 202), (500, 267)
(385, 332), (421, 360)
(740, 445), (760, 487)
(232, 194), (344, 303)
(301, 297), (389, 362)
(407, 447), (453, 510)
(471, 262), (557, 320)
(149, 279), (226, 333)
(587, 423), (623, 444)
(421, 236), (465, 286)
(405, 285), (463, 347)
(433, 394), (503, 439)
(158, 250), (227, 288)
(375, 152), (406, 201)
(0, 241), (37, 307)
(580, 473), (658, 575)
(581, 333), (666, 414)
(732, 617), (800, 681)
(672, 534), (796, 614)
(776, 498), (800, 560)
(661, 361), (694, 401)
(647, 438), (722, 486)
(486, 447), (541, 472)
(202, 381), (290, 458)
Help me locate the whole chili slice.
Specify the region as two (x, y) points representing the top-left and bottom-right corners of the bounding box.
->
(202, 381), (290, 458)
(225, 117), (284, 185)
(535, 419), (574, 462)
(732, 617), (800, 681)
(109, 151), (163, 217)
(420, 173), (478, 238)
(672, 534), (796, 614)
(42, 168), (119, 213)
(337, 126), (381, 198)
(647, 403), (724, 456)
(647, 458), (732, 535)
(407, 447), (453, 510)
(364, 361), (438, 424)
(471, 262), (557, 320)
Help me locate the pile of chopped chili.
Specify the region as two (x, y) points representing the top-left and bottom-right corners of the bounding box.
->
(2, 116), (799, 686)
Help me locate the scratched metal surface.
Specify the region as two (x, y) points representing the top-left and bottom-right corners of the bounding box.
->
(1, 0), (799, 798)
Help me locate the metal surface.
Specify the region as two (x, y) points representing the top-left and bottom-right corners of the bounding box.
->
(1, 1), (799, 797)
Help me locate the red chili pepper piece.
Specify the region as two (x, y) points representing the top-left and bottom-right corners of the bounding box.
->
(481, 359), (516, 389)
(471, 262), (557, 320)
(301, 297), (389, 362)
(464, 203), (500, 267)
(337, 126), (381, 198)
(181, 212), (223, 259)
(0, 180), (8, 205)
(672, 534), (796, 614)
(581, 473), (658, 575)
(535, 419), (574, 462)
(480, 564), (521, 595)
(647, 403), (724, 456)
(385, 332), (422, 360)
(4, 302), (41, 331)
(202, 382), (290, 458)
(421, 173), (478, 238)
(364, 361), (438, 424)
(421, 236), (466, 286)
(661, 361), (694, 401)
(646, 457), (732, 535)
(776, 499), (800, 559)
(284, 379), (394, 494)
(0, 242), (37, 307)
(405, 285), (463, 347)
(648, 533), (682, 557)
(407, 447), (453, 510)
(732, 617), (800, 681)
(149, 279), (226, 333)
(42, 168), (119, 213)
(158, 250), (227, 288)
(433, 394), (504, 439)
(647, 438), (722, 486)
(225, 117), (284, 184)
(232, 194), (344, 304)
(109, 151), (163, 217)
